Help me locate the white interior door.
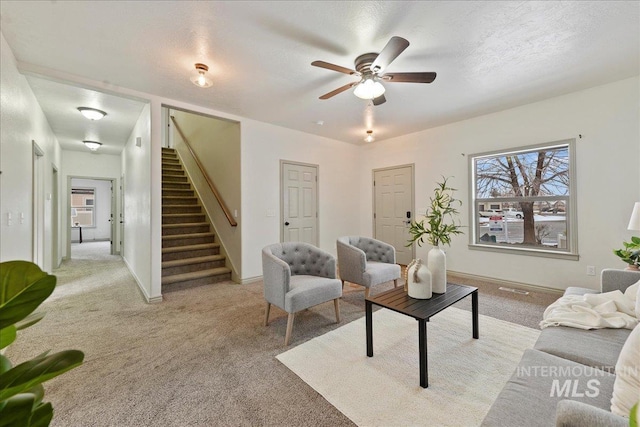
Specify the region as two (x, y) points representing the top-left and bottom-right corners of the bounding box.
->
(373, 165), (414, 265)
(281, 162), (318, 245)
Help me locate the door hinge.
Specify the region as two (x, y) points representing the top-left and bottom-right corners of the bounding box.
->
(373, 213), (376, 219)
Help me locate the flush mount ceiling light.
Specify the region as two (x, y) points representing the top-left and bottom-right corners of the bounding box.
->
(77, 107), (107, 120)
(353, 76), (386, 100)
(364, 130), (375, 143)
(83, 140), (102, 151)
(190, 63), (213, 88)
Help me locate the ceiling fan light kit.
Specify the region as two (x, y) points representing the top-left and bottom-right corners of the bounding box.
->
(77, 107), (107, 120)
(83, 140), (102, 151)
(190, 63), (213, 88)
(353, 78), (385, 100)
(312, 36), (436, 107)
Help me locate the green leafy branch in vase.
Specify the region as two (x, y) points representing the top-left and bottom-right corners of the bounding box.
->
(0, 261), (84, 426)
(407, 176), (464, 247)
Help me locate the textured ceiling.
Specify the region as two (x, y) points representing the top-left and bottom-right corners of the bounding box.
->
(25, 76), (146, 155)
(1, 1), (639, 146)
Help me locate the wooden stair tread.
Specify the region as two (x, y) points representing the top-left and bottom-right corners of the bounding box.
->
(161, 243), (220, 253)
(161, 268), (231, 285)
(162, 213), (204, 217)
(162, 222), (209, 228)
(162, 232), (215, 241)
(162, 255), (225, 268)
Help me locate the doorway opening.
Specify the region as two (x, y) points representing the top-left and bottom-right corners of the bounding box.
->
(67, 177), (117, 259)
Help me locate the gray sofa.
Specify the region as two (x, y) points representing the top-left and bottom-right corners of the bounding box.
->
(482, 268), (640, 427)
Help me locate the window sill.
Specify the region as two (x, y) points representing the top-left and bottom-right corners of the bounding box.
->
(468, 243), (579, 261)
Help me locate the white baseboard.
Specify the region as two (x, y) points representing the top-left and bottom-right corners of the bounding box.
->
(240, 275), (263, 285)
(122, 256), (163, 303)
(448, 270), (564, 294)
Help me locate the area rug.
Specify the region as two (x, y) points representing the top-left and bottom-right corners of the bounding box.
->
(277, 306), (540, 427)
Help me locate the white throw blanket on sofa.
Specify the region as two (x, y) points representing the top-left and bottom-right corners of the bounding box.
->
(540, 283), (639, 330)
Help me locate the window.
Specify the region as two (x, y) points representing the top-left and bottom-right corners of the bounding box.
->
(71, 187), (96, 227)
(469, 140), (577, 259)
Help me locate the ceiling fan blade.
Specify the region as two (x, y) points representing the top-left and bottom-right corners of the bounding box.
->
(370, 36), (410, 74)
(372, 94), (386, 106)
(382, 72), (437, 83)
(319, 81), (358, 99)
(311, 60), (358, 75)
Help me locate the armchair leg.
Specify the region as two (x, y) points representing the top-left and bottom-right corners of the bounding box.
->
(263, 302), (271, 326)
(285, 313), (295, 346)
(334, 298), (341, 323)
(394, 279), (399, 288)
(364, 287), (371, 299)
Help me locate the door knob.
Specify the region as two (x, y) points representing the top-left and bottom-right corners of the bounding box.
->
(284, 221), (290, 226)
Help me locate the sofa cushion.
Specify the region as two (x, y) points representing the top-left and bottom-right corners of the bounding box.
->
(611, 323), (640, 417)
(534, 326), (631, 373)
(481, 349), (615, 427)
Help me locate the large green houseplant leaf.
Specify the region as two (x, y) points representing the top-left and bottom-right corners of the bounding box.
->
(0, 261), (83, 426)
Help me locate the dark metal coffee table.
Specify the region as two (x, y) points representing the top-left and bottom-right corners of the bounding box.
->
(365, 283), (479, 388)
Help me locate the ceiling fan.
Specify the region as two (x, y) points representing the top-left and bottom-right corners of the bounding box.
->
(311, 36), (436, 106)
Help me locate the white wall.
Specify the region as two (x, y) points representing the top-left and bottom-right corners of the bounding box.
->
(70, 178), (112, 242)
(241, 120), (361, 280)
(0, 33), (62, 272)
(122, 104), (157, 301)
(62, 151), (122, 254)
(358, 77), (640, 291)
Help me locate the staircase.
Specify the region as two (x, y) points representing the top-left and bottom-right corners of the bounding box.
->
(162, 147), (232, 288)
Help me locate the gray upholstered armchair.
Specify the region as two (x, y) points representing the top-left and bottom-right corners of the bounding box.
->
(262, 242), (342, 346)
(336, 236), (401, 298)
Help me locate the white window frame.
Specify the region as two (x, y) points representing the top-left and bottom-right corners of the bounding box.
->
(468, 139), (578, 261)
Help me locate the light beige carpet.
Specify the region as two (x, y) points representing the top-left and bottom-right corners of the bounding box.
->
(277, 307), (540, 427)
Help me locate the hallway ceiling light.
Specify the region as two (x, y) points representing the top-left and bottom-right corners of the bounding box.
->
(77, 107), (107, 120)
(364, 130), (375, 143)
(190, 63), (213, 88)
(83, 140), (102, 151)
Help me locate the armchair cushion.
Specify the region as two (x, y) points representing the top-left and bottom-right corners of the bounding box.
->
(363, 261), (402, 288)
(286, 275), (342, 313)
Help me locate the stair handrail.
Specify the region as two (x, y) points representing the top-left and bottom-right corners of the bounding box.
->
(170, 116), (238, 227)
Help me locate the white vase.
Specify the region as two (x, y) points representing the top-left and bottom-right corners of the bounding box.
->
(407, 258), (432, 299)
(428, 246), (447, 293)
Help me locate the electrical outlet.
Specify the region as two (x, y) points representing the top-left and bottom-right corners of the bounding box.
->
(586, 266), (596, 276)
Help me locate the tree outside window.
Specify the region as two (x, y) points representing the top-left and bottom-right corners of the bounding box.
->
(469, 140), (577, 259)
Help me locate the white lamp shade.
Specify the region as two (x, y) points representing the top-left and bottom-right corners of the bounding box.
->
(628, 202), (640, 231)
(78, 107), (107, 120)
(83, 141), (102, 151)
(353, 79), (385, 100)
